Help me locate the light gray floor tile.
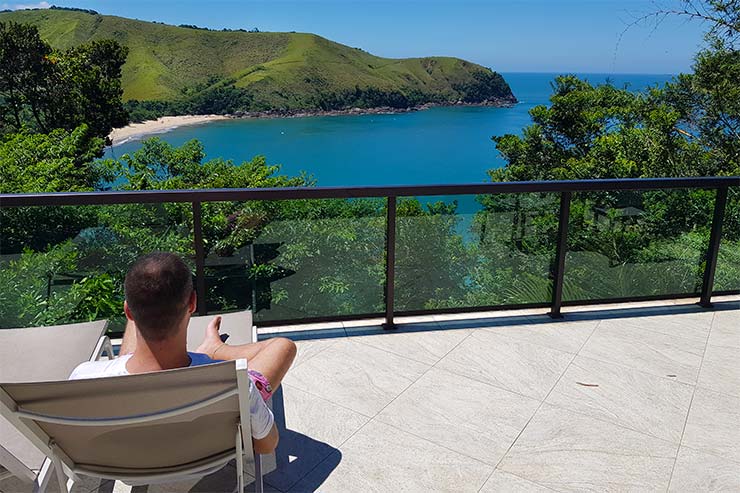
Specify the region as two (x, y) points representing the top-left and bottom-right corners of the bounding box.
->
(546, 355), (694, 443)
(341, 318), (385, 328)
(283, 339), (430, 416)
(291, 339), (339, 369)
(281, 384), (369, 447)
(349, 327), (471, 365)
(0, 472), (109, 493)
(375, 367), (540, 465)
(708, 311), (740, 349)
(481, 320), (598, 354)
(479, 470), (554, 492)
(498, 404), (677, 492)
(288, 420), (493, 493)
(682, 387), (740, 464)
(393, 315), (439, 325)
(668, 447), (740, 492)
(131, 464), (240, 492)
(260, 321), (344, 336)
(436, 330), (573, 400)
(0, 475), (30, 493)
(264, 385), (369, 491)
(611, 313), (712, 343)
(697, 343), (740, 397)
(580, 322), (705, 384)
(432, 308), (545, 323)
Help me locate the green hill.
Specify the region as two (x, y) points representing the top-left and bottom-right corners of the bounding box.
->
(0, 7), (516, 118)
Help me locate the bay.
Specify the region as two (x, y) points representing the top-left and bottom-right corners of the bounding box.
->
(107, 72), (674, 186)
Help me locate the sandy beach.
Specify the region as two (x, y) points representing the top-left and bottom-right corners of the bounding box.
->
(108, 114), (231, 146)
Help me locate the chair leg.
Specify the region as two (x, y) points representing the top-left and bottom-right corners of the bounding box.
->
(49, 452), (70, 493)
(32, 458), (53, 493)
(112, 480), (134, 492)
(254, 454), (264, 493)
(235, 425), (244, 493)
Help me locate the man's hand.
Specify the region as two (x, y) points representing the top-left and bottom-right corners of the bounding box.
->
(195, 315), (225, 358)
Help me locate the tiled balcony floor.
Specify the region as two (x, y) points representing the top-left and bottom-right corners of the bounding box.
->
(2, 298), (738, 492)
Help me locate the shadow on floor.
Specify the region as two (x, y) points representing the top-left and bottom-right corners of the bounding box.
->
(257, 386), (340, 492)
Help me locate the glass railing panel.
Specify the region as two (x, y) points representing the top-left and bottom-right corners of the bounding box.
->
(202, 198), (386, 322)
(563, 189), (715, 302)
(0, 203), (193, 332)
(715, 186), (740, 292)
(394, 193), (559, 312)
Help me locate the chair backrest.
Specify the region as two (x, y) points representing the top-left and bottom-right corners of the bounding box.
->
(0, 360), (253, 479)
(186, 310), (255, 351)
(0, 320), (109, 482)
(0, 320), (108, 382)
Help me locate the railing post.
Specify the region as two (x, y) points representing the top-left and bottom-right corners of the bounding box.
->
(192, 201), (207, 315)
(700, 187), (728, 307)
(550, 191), (571, 318)
(383, 196), (397, 329)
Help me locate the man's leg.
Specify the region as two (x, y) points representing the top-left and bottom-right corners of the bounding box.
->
(195, 315), (297, 389)
(215, 338), (296, 390)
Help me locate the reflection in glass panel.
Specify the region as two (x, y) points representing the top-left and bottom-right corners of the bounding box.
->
(394, 193), (559, 312)
(0, 203), (193, 331)
(715, 186), (740, 292)
(201, 198), (386, 322)
(564, 189), (715, 301)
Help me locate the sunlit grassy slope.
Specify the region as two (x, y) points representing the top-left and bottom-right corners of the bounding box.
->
(1, 8), (515, 111)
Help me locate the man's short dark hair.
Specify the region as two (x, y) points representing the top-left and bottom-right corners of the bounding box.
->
(124, 252), (194, 341)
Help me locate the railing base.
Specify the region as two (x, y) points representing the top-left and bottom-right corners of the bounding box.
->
(381, 322), (396, 330)
(548, 311), (564, 319)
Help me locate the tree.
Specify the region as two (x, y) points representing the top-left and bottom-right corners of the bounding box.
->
(0, 21), (53, 132)
(0, 22), (128, 141)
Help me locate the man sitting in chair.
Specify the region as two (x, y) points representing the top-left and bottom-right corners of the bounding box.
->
(69, 252), (296, 454)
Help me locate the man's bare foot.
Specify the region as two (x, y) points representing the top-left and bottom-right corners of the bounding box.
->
(195, 316), (224, 358)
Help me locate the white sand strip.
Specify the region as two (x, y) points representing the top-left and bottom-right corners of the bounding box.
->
(108, 114), (231, 146)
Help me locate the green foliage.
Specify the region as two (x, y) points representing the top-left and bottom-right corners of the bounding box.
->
(395, 199), (472, 311)
(0, 124), (106, 193)
(0, 125), (108, 253)
(0, 21), (128, 139)
(483, 0), (740, 305)
(0, 242), (80, 327)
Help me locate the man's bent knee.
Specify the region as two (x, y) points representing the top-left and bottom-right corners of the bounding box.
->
(272, 337), (297, 362)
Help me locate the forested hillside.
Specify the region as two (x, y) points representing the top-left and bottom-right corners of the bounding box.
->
(0, 8), (516, 119)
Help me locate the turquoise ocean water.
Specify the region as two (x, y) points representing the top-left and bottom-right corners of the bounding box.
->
(108, 73), (674, 186)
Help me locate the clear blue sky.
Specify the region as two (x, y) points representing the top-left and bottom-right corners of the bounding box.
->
(13, 0), (709, 74)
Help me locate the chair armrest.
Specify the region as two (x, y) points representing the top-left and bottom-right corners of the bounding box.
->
(90, 336), (115, 361)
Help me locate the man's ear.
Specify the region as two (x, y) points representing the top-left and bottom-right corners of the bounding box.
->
(188, 290), (197, 313)
(123, 300), (134, 321)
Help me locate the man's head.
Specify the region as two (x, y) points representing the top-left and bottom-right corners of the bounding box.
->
(124, 252), (194, 342)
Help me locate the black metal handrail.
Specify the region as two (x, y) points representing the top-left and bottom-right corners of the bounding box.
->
(1, 176), (738, 328)
(1, 177), (738, 207)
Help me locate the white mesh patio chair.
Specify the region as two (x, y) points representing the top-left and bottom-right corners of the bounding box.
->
(0, 358), (266, 493)
(185, 310), (256, 352)
(0, 320), (111, 491)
